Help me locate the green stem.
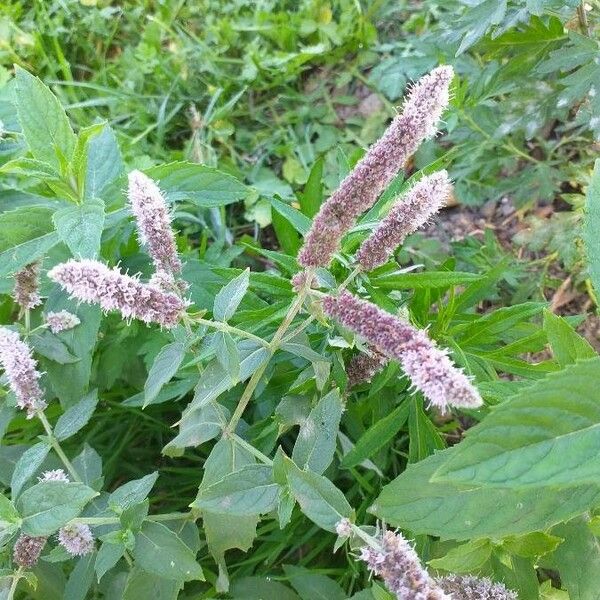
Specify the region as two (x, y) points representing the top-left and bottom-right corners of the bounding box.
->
(224, 269), (315, 434)
(37, 412), (81, 483)
(193, 317), (269, 347)
(230, 434), (273, 465)
(7, 568), (22, 600)
(72, 512), (191, 526)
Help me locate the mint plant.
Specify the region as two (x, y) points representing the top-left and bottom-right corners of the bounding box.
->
(0, 51), (598, 600)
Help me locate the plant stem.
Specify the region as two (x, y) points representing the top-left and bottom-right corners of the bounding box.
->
(72, 512), (191, 526)
(7, 568), (22, 600)
(231, 433), (273, 465)
(224, 269), (315, 434)
(37, 411), (81, 483)
(194, 317), (269, 347)
(577, 1), (591, 36)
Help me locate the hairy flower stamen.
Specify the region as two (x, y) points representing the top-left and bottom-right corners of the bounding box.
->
(436, 575), (517, 600)
(58, 523), (94, 556)
(14, 262), (42, 311)
(0, 328), (46, 417)
(45, 310), (81, 334)
(298, 66), (454, 268)
(356, 170), (452, 271)
(13, 534), (46, 568)
(323, 292), (482, 411)
(48, 259), (186, 328)
(360, 530), (449, 599)
(127, 170), (181, 274)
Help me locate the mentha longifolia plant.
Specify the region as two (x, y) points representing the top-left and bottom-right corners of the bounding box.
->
(0, 65), (531, 598)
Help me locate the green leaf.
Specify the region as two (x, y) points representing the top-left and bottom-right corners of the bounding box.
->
(341, 402), (409, 469)
(284, 457), (353, 532)
(432, 357), (600, 489)
(548, 517), (600, 600)
(30, 331), (79, 364)
(108, 472), (158, 513)
(0, 493), (22, 548)
(292, 389), (342, 474)
(54, 390), (98, 441)
(122, 567), (182, 600)
(454, 0), (507, 55)
(0, 231), (59, 279)
(14, 66), (76, 170)
(213, 268), (250, 322)
(284, 565), (346, 600)
(584, 163), (600, 299)
(43, 295), (101, 408)
(198, 438), (259, 584)
(230, 576), (300, 600)
(192, 464), (278, 515)
(371, 449), (600, 540)
(133, 521), (204, 581)
(543, 310), (595, 367)
(11, 441), (50, 498)
(213, 331), (240, 384)
(272, 208), (301, 256)
(53, 198), (105, 259)
(0, 207), (55, 253)
(64, 553), (95, 600)
(502, 532), (563, 558)
(95, 541), (124, 582)
(298, 156), (324, 218)
(371, 271), (479, 290)
(84, 123), (123, 201)
(162, 402), (229, 456)
(428, 539), (492, 573)
(408, 397), (445, 463)
(18, 482), (97, 536)
(270, 198), (311, 235)
(146, 161), (247, 208)
(144, 342), (186, 408)
(72, 444), (103, 489)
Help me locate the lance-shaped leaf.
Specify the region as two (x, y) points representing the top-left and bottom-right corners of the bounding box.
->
(432, 357), (600, 489)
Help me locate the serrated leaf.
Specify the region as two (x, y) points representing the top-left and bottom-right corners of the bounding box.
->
(0, 493), (22, 548)
(543, 310), (595, 367)
(284, 565), (346, 600)
(53, 198), (105, 259)
(432, 357), (600, 489)
(270, 198), (311, 235)
(95, 540), (124, 582)
(371, 449), (600, 540)
(132, 521), (204, 582)
(14, 66), (76, 170)
(292, 389), (342, 474)
(213, 268), (250, 322)
(84, 123), (123, 201)
(146, 161), (247, 208)
(0, 231), (59, 279)
(428, 539), (492, 573)
(192, 464), (278, 515)
(18, 481), (97, 536)
(213, 331), (240, 383)
(11, 441), (50, 498)
(30, 331), (79, 364)
(144, 342), (186, 408)
(54, 390), (98, 441)
(548, 517), (600, 600)
(341, 402), (409, 469)
(108, 472), (158, 513)
(284, 457), (353, 532)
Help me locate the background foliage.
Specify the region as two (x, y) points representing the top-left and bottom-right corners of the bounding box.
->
(0, 1), (599, 599)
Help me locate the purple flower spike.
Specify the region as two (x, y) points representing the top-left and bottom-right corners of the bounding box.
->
(127, 170), (181, 274)
(0, 327), (46, 417)
(323, 292), (482, 411)
(298, 66), (454, 268)
(356, 170), (452, 271)
(48, 259), (186, 328)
